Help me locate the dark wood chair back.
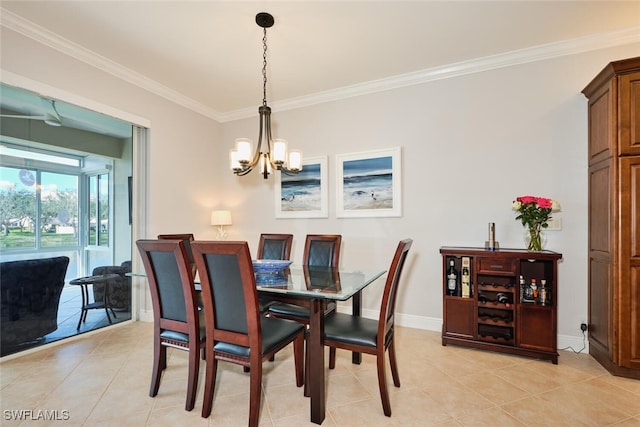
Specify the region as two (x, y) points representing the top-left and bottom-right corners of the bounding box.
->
(303, 234), (342, 267)
(257, 233), (293, 260)
(158, 233), (196, 275)
(135, 238), (204, 411)
(378, 239), (413, 341)
(268, 234), (342, 322)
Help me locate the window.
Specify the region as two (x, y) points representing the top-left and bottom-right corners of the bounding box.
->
(0, 166), (79, 250)
(41, 171), (79, 248)
(0, 166), (36, 248)
(88, 173), (109, 247)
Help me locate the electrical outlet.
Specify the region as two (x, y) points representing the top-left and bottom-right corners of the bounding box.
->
(580, 322), (588, 332)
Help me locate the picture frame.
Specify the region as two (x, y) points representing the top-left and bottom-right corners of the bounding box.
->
(275, 156), (328, 218)
(335, 147), (402, 218)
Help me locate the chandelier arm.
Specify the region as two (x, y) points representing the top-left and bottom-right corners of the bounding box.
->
(280, 167), (298, 175)
(265, 107), (281, 170)
(243, 107), (267, 170)
(235, 167), (254, 176)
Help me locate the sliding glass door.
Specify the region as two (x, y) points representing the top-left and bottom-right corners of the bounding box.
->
(1, 83), (135, 356)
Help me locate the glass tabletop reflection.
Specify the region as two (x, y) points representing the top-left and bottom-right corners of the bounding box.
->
(129, 266), (386, 301)
(255, 266), (386, 301)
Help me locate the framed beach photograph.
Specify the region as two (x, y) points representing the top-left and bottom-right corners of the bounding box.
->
(275, 156), (328, 218)
(335, 147), (402, 218)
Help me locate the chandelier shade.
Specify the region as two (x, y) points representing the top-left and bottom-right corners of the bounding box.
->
(230, 12), (302, 179)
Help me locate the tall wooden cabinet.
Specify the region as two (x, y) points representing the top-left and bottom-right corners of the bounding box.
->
(440, 247), (562, 364)
(582, 57), (640, 379)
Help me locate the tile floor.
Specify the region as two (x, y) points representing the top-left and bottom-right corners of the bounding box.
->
(1, 322), (639, 426)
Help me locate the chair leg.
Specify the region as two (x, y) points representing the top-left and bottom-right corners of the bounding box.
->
(376, 352), (392, 417)
(150, 343), (166, 397)
(248, 360), (263, 427)
(293, 333), (304, 388)
(201, 356), (218, 418)
(329, 347), (336, 369)
(185, 344), (200, 411)
(388, 339), (401, 387)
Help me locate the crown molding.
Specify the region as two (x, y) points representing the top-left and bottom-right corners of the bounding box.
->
(217, 25), (640, 122)
(1, 8), (223, 122)
(3, 8), (639, 124)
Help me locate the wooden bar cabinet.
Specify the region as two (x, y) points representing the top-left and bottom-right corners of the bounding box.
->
(440, 247), (563, 364)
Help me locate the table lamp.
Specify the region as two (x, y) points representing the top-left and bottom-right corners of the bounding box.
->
(210, 210), (232, 240)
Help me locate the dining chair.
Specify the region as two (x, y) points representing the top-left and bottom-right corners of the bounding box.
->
(324, 238), (412, 417)
(135, 239), (206, 411)
(267, 234), (342, 322)
(256, 233), (293, 314)
(157, 233), (196, 276)
(191, 241), (305, 425)
(257, 233), (293, 260)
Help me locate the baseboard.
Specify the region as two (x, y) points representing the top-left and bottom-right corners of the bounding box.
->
(557, 332), (589, 354)
(139, 309), (154, 323)
(345, 307), (442, 332)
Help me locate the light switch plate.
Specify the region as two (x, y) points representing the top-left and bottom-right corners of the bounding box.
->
(547, 218), (562, 230)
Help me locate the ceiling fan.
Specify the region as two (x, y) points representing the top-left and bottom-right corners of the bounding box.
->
(0, 98), (62, 127)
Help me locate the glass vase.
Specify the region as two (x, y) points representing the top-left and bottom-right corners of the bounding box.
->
(524, 225), (546, 251)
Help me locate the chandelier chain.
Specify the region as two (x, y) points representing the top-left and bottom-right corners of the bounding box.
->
(262, 27), (268, 107)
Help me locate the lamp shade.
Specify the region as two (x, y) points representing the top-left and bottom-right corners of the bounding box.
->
(210, 210), (232, 226)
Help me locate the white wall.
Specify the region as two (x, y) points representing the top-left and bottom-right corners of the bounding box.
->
(3, 23), (639, 348)
(218, 44), (640, 349)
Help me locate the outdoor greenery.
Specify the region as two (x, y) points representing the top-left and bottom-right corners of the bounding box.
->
(0, 187), (79, 234)
(0, 230), (108, 249)
(1, 166), (111, 250)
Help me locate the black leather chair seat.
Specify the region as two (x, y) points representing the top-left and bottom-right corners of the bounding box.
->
(160, 311), (206, 343)
(258, 296), (275, 313)
(214, 317), (305, 357)
(323, 312), (379, 348)
(267, 301), (336, 320)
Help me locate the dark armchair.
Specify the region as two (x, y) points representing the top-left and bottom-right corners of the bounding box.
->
(1, 256), (70, 354)
(92, 260), (131, 310)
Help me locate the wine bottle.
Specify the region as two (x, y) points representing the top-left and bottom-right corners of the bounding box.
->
(478, 291), (487, 303)
(446, 259), (459, 296)
(531, 278), (538, 301)
(539, 279), (549, 306)
(461, 257), (471, 298)
(496, 292), (510, 306)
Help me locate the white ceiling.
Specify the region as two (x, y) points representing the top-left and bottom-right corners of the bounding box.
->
(1, 1), (640, 124)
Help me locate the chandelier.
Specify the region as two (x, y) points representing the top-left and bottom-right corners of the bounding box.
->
(230, 12), (302, 179)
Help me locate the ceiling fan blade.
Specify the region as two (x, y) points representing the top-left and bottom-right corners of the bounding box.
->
(42, 99), (62, 126)
(0, 114), (47, 120)
(0, 98), (62, 126)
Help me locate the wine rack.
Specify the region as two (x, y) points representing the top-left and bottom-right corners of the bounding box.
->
(440, 247), (562, 364)
(476, 256), (517, 345)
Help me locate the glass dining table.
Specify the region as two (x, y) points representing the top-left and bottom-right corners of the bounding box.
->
(131, 265), (386, 424)
(257, 265), (386, 424)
